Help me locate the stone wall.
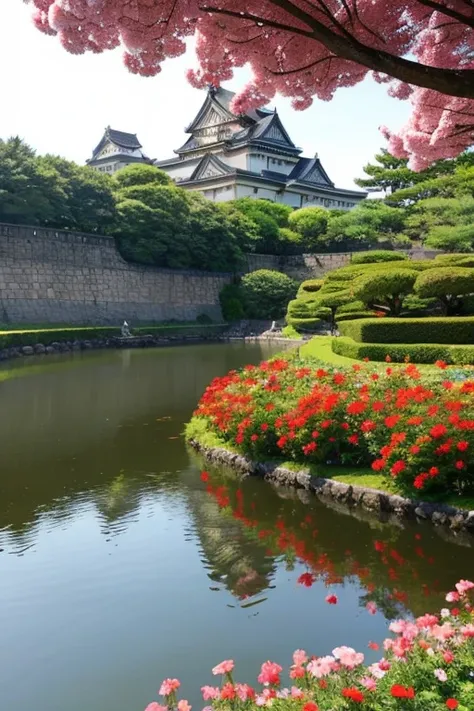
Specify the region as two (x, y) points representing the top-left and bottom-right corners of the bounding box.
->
(245, 248), (440, 281)
(0, 224), (230, 325)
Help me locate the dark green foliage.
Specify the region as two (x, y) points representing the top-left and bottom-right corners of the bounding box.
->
(219, 284), (246, 321)
(286, 317), (321, 331)
(353, 268), (419, 316)
(338, 316), (474, 344)
(113, 164), (172, 188)
(288, 206), (329, 249)
(351, 250), (407, 264)
(240, 269), (297, 319)
(332, 336), (474, 365)
(414, 267), (474, 315)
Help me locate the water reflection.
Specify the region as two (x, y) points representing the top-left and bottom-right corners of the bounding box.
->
(0, 343), (473, 711)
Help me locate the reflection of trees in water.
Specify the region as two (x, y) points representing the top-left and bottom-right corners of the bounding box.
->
(184, 483), (277, 600)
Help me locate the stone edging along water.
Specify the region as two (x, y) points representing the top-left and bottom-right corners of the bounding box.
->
(189, 438), (474, 537)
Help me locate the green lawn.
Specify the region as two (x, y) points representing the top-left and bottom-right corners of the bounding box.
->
(300, 336), (360, 366)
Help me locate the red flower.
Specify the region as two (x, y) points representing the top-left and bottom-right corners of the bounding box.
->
(368, 641), (379, 650)
(361, 419), (376, 432)
(297, 573), (315, 587)
(435, 360), (448, 370)
(455, 460), (465, 469)
(430, 423), (448, 438)
(200, 471), (209, 482)
(385, 415), (401, 428)
(325, 594), (338, 604)
(276, 436), (288, 449)
(414, 473), (428, 489)
(261, 423), (269, 431)
(303, 703), (319, 711)
(410, 445), (421, 454)
(446, 700), (458, 710)
(348, 434), (359, 445)
(457, 441), (469, 451)
(302, 441), (317, 455)
(385, 355), (392, 362)
(391, 460), (406, 476)
(391, 685), (415, 699)
(371, 459), (386, 471)
(220, 683), (236, 700)
(342, 688), (364, 703)
(318, 680), (328, 689)
(346, 401), (367, 415)
(251, 434), (258, 442)
(333, 373), (346, 385)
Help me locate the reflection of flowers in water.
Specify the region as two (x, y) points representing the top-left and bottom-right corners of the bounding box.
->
(234, 568), (267, 598)
(202, 469), (451, 622)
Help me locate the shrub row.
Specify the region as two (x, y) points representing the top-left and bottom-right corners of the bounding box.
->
(338, 316), (474, 344)
(0, 324), (228, 349)
(286, 317), (321, 331)
(350, 249), (408, 264)
(332, 335), (474, 364)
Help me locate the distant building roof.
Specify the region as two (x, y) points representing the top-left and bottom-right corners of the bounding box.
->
(91, 127), (144, 160)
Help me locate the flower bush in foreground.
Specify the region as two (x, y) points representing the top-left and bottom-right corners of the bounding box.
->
(145, 582), (474, 710)
(190, 357), (474, 497)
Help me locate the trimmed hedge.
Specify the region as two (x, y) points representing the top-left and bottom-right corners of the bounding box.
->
(350, 250), (408, 264)
(298, 278), (324, 293)
(286, 317), (321, 332)
(338, 316), (474, 344)
(331, 336), (474, 365)
(335, 311), (376, 323)
(0, 324), (228, 349)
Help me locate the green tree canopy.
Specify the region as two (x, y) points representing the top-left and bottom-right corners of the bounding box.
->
(414, 267), (474, 315)
(113, 163), (172, 188)
(240, 270), (297, 319)
(353, 268), (419, 316)
(288, 206), (329, 249)
(40, 155), (116, 233)
(0, 137), (67, 226)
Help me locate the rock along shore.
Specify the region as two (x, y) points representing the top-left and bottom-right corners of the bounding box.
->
(189, 437), (474, 539)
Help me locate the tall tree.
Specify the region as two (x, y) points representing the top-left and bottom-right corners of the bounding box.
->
(0, 137), (67, 225)
(27, 1), (474, 169)
(40, 155), (116, 233)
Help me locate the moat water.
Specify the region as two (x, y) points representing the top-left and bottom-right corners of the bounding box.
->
(0, 343), (472, 711)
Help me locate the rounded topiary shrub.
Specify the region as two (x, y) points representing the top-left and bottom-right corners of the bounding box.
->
(351, 250), (408, 264)
(240, 269), (298, 319)
(299, 278), (324, 293)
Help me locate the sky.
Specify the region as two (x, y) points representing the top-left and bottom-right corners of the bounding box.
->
(1, 1), (412, 190)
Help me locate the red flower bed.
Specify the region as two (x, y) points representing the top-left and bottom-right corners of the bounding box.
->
(191, 358), (474, 497)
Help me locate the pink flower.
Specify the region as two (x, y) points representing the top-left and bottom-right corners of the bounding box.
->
(416, 614), (438, 628)
(212, 660), (234, 676)
(325, 594), (338, 605)
(307, 656), (336, 678)
(145, 704), (167, 711)
(361, 677), (377, 691)
(235, 684), (255, 702)
(455, 580), (474, 595)
(366, 601), (377, 615)
(446, 591), (460, 603)
(258, 661), (282, 686)
(290, 687), (305, 699)
(434, 669), (447, 682)
(332, 646), (364, 670)
(461, 624), (474, 637)
(292, 649), (308, 666)
(159, 679), (181, 696)
(368, 662), (387, 680)
(201, 687), (220, 701)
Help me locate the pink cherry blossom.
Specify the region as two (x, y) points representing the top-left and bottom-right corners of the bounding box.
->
(26, 0), (474, 169)
(159, 679), (180, 697)
(212, 660), (234, 676)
